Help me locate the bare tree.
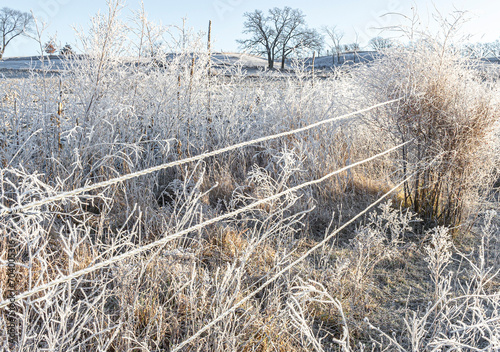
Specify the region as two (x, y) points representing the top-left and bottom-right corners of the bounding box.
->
(238, 7), (321, 70)
(344, 43), (360, 51)
(273, 8), (323, 69)
(489, 40), (500, 58)
(0, 7), (34, 59)
(343, 42), (360, 63)
(468, 42), (500, 59)
(346, 30), (360, 63)
(461, 43), (488, 59)
(369, 36), (394, 51)
(237, 10), (278, 69)
(323, 25), (344, 65)
(44, 41), (56, 54)
(279, 27), (323, 68)
(59, 43), (74, 56)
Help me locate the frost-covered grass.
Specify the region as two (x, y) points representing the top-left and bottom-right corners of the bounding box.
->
(0, 2), (499, 351)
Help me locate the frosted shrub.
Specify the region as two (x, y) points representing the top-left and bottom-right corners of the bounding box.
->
(356, 16), (500, 232)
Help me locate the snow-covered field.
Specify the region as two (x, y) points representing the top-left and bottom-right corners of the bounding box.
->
(0, 52), (270, 74)
(0, 56), (66, 71)
(2, 50), (497, 77)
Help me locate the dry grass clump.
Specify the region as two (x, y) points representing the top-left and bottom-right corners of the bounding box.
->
(358, 34), (500, 233)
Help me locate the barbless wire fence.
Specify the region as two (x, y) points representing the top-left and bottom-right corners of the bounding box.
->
(0, 97), (416, 347)
(0, 97), (403, 217)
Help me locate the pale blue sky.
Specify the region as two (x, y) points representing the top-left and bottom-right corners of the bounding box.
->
(3, 0), (500, 57)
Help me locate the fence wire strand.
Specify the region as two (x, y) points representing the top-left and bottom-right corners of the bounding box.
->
(0, 98), (402, 217)
(0, 140), (410, 309)
(171, 173), (415, 352)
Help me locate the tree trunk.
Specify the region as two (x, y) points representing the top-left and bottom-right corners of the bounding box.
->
(281, 50), (286, 70)
(267, 49), (273, 69)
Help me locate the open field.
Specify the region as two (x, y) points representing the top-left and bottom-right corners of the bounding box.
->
(1, 8), (500, 352)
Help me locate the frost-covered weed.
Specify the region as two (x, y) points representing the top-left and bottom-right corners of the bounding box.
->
(368, 219), (500, 352)
(425, 226), (452, 300)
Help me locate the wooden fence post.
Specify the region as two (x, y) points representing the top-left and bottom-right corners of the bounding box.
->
(207, 20), (213, 139)
(312, 51), (316, 87)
